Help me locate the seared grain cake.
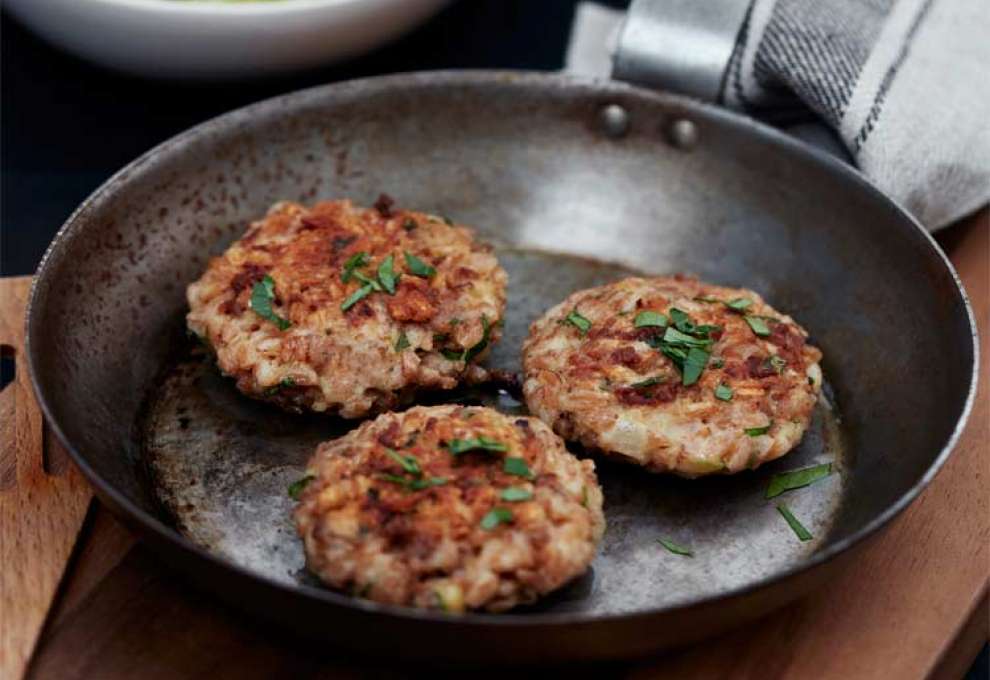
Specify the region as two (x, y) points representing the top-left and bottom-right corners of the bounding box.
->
(522, 276), (822, 477)
(293, 405), (605, 612)
(187, 199), (507, 418)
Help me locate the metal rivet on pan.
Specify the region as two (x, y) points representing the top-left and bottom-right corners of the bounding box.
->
(667, 119), (699, 150)
(599, 104), (630, 138)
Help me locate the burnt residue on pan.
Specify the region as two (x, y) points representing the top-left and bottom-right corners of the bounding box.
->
(143, 246), (849, 615)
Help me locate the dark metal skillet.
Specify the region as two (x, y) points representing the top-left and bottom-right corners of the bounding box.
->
(26, 70), (977, 662)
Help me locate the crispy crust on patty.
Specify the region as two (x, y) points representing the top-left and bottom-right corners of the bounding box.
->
(186, 200), (507, 418)
(293, 405), (605, 612)
(522, 276), (823, 477)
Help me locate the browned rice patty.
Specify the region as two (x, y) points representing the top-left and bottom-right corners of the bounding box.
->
(186, 199), (507, 418)
(522, 275), (823, 477)
(293, 404), (605, 612)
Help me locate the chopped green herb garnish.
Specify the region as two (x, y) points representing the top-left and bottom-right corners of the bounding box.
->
(581, 485), (589, 507)
(710, 357), (725, 368)
(744, 315), (772, 337)
(714, 383), (733, 401)
(404, 251), (436, 278)
(264, 377), (296, 396)
(352, 270), (383, 291)
(341, 283), (375, 311)
(440, 315), (492, 362)
(563, 309), (592, 335)
(378, 473), (446, 491)
(500, 487), (533, 502)
(744, 421), (774, 437)
(385, 448), (421, 476)
(657, 537), (693, 556)
(634, 311), (668, 328)
(377, 254), (398, 294)
(341, 252), (369, 282)
(249, 275), (291, 330)
(765, 463), (832, 499)
(776, 503), (812, 541)
(402, 218), (418, 231)
(808, 375), (815, 386)
(395, 332), (410, 352)
(630, 376), (666, 390)
(287, 474), (314, 500)
(693, 296), (720, 303)
(681, 347), (710, 386)
(668, 308), (694, 333)
(411, 477), (448, 490)
(447, 436), (508, 455)
(768, 355), (787, 373)
(663, 326), (714, 349)
(503, 457), (533, 479)
(725, 297), (753, 312)
(480, 507), (513, 530)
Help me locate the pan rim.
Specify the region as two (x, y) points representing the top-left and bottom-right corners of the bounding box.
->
(26, 69), (979, 628)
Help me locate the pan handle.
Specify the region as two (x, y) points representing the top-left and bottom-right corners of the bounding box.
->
(611, 0), (751, 104)
(611, 0), (850, 161)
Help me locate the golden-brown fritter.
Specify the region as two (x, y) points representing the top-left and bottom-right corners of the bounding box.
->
(293, 405), (605, 612)
(522, 276), (823, 477)
(186, 200), (507, 418)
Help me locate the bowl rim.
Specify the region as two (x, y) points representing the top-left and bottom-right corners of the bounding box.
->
(85, 0), (406, 17)
(26, 70), (980, 629)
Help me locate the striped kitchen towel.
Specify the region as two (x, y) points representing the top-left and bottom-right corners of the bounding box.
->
(566, 0), (990, 230)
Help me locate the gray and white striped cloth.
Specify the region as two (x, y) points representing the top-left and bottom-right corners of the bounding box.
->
(567, 0), (990, 230)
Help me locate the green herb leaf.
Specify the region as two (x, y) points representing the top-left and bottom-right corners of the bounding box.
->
(663, 326), (713, 349)
(394, 332), (410, 352)
(287, 474), (315, 500)
(404, 251), (436, 278)
(744, 315), (772, 337)
(768, 355), (787, 373)
(693, 296), (720, 303)
(500, 487), (533, 502)
(634, 311), (668, 328)
(563, 309), (592, 335)
(503, 457), (534, 479)
(341, 283), (375, 311)
(765, 463), (832, 499)
(440, 315), (492, 363)
(480, 507), (513, 530)
(385, 448), (421, 476)
(352, 270), (383, 291)
(401, 218), (418, 231)
(725, 297), (753, 312)
(249, 275), (292, 330)
(744, 420), (774, 436)
(681, 347), (710, 386)
(776, 503), (813, 541)
(630, 376), (666, 390)
(668, 308), (694, 334)
(341, 252), (369, 282)
(447, 436), (509, 455)
(657, 537), (693, 556)
(411, 477), (448, 490)
(710, 357), (725, 368)
(264, 377), (296, 396)
(714, 383), (733, 401)
(377, 254), (398, 295)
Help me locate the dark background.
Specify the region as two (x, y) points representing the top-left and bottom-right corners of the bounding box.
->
(1, 2), (986, 676)
(0, 0), (628, 276)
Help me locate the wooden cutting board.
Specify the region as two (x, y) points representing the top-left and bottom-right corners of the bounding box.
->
(4, 210), (987, 679)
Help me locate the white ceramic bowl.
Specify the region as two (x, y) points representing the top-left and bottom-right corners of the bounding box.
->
(4, 0), (451, 79)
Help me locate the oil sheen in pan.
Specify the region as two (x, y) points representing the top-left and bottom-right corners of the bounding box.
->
(143, 247), (848, 615)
